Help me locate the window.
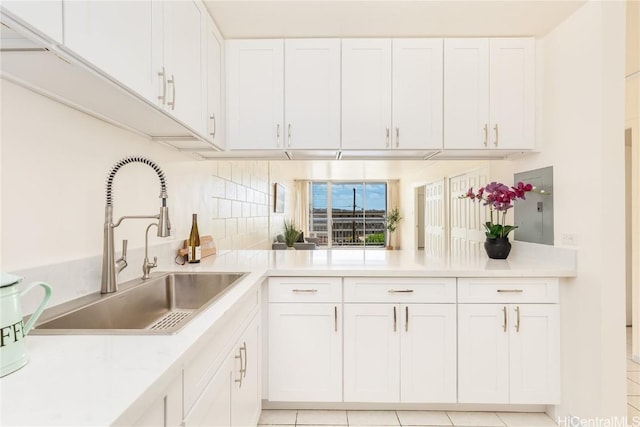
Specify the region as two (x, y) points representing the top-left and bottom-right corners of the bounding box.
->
(310, 181), (387, 248)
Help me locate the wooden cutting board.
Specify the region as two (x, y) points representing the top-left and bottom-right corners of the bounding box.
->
(177, 235), (216, 259)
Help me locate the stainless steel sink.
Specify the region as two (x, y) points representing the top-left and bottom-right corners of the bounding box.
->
(30, 272), (248, 335)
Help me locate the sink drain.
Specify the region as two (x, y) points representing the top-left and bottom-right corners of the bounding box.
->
(149, 310), (193, 331)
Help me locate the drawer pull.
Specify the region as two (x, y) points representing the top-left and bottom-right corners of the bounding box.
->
(388, 289), (414, 293)
(292, 289), (318, 293)
(497, 289), (523, 293)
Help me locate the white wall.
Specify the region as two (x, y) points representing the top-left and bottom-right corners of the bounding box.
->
(489, 1), (626, 419)
(0, 80), (285, 311)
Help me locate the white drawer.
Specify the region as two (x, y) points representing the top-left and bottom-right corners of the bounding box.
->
(269, 277), (342, 302)
(344, 277), (456, 303)
(458, 278), (559, 303)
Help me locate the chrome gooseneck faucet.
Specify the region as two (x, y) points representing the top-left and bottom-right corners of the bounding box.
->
(101, 156), (171, 294)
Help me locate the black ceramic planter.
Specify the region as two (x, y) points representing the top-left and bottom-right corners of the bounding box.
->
(484, 237), (512, 259)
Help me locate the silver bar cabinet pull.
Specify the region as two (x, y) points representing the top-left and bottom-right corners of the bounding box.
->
(157, 67), (167, 105)
(483, 124), (488, 147)
(386, 126), (390, 147)
(167, 74), (176, 110)
(288, 124), (292, 147)
(502, 306), (507, 332)
(515, 306), (521, 333)
(388, 289), (414, 293)
(393, 306), (397, 332)
(396, 126), (400, 148)
(276, 124), (281, 147)
(405, 306), (409, 332)
(210, 113), (216, 138)
(494, 124), (499, 146)
(234, 346), (244, 386)
(292, 288), (318, 293)
(334, 306), (338, 332)
(242, 342), (247, 378)
(497, 289), (523, 293)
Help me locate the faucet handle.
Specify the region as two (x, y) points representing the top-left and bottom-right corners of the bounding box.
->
(152, 256), (158, 267)
(121, 240), (128, 260)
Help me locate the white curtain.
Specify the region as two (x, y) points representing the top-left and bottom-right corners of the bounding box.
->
(293, 180), (310, 236)
(388, 180), (400, 248)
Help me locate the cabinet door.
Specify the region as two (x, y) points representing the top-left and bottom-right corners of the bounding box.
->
(231, 315), (261, 427)
(163, 0), (204, 132)
(133, 373), (183, 427)
(400, 304), (456, 403)
(342, 39), (392, 150)
(284, 39), (341, 150)
(458, 304), (509, 403)
(509, 304), (560, 404)
(184, 358), (232, 427)
(489, 38), (535, 149)
(206, 19), (224, 148)
(344, 304), (400, 402)
(63, 1), (156, 101)
(269, 303), (342, 401)
(443, 39), (490, 150)
(392, 39), (443, 150)
(227, 40), (284, 150)
(2, 1), (62, 43)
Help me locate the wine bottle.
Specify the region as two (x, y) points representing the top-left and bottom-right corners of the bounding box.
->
(188, 213), (201, 263)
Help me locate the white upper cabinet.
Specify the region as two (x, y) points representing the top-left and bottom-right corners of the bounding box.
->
(489, 38), (535, 149)
(205, 18), (224, 149)
(342, 39), (393, 150)
(444, 38), (534, 150)
(159, 0), (204, 133)
(392, 39), (443, 150)
(63, 1), (156, 101)
(284, 39), (341, 150)
(443, 39), (490, 150)
(227, 39), (285, 150)
(1, 1), (62, 43)
(342, 39), (443, 151)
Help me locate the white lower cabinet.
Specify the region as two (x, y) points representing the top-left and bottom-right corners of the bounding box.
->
(133, 373), (183, 427)
(185, 313), (261, 427)
(343, 303), (456, 403)
(231, 314), (261, 426)
(342, 277), (457, 403)
(184, 357), (232, 427)
(269, 303), (342, 401)
(268, 277), (343, 402)
(457, 278), (560, 404)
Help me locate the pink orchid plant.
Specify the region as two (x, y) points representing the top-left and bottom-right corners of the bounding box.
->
(462, 181), (533, 239)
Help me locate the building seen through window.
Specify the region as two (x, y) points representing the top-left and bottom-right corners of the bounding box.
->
(309, 182), (387, 248)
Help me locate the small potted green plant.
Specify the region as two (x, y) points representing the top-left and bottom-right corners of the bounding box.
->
(283, 219), (300, 249)
(385, 207), (402, 250)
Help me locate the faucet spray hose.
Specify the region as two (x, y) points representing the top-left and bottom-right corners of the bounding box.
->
(105, 156), (168, 206)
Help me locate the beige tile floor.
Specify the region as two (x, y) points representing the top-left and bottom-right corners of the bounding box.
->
(258, 409), (558, 426)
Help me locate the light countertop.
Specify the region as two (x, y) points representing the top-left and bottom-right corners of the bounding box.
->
(0, 246), (576, 426)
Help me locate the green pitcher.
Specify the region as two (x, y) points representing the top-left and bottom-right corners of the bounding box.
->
(0, 273), (52, 377)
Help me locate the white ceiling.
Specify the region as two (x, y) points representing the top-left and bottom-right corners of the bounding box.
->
(203, 0), (587, 39)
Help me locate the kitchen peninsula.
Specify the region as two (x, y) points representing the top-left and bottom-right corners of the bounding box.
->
(0, 244), (575, 426)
